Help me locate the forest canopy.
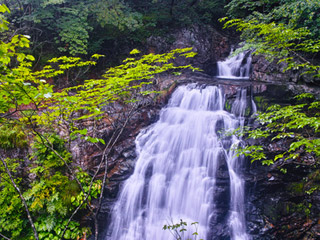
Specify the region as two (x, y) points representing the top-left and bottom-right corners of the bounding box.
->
(1, 0), (226, 60)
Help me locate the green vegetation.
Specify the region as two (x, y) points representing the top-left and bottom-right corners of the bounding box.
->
(163, 219), (203, 240)
(0, 4), (197, 239)
(1, 0), (320, 238)
(232, 93), (320, 223)
(217, 0), (320, 229)
(0, 124), (27, 149)
(222, 0), (320, 80)
(238, 93), (320, 168)
(2, 0), (226, 61)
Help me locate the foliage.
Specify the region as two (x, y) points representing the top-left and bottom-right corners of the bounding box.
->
(0, 158), (26, 239)
(226, 0), (320, 39)
(239, 93), (320, 164)
(33, 48), (198, 143)
(163, 219), (204, 240)
(3, 0), (227, 58)
(0, 3), (198, 239)
(0, 124), (27, 149)
(5, 0), (94, 56)
(220, 17), (320, 78)
(93, 0), (143, 31)
(195, 0), (226, 25)
(55, 4), (92, 56)
(223, 0), (320, 197)
(25, 138), (101, 240)
(0, 155), (100, 240)
(222, 0), (320, 80)
(235, 93), (320, 192)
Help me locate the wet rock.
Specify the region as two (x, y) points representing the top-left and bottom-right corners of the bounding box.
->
(250, 55), (296, 83)
(244, 136), (320, 239)
(208, 221), (230, 240)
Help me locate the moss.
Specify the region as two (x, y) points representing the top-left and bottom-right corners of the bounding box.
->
(285, 203), (290, 215)
(60, 180), (80, 206)
(308, 169), (320, 182)
(289, 182), (305, 195)
(245, 106), (251, 116)
(263, 201), (283, 222)
(225, 99), (231, 111)
(292, 202), (311, 218)
(254, 96), (269, 111)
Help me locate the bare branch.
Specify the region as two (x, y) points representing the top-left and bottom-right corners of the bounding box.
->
(60, 112), (125, 240)
(0, 157), (39, 240)
(0, 232), (12, 240)
(94, 105), (137, 240)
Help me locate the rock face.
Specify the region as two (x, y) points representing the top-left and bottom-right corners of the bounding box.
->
(250, 55), (320, 85)
(145, 25), (317, 86)
(241, 84), (320, 239)
(246, 161), (320, 239)
(146, 25), (232, 69)
(250, 55), (301, 83)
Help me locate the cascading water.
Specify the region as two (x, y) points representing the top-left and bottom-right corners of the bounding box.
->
(216, 51), (252, 79)
(106, 84), (252, 240)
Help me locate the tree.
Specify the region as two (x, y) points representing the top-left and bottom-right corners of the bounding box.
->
(1, 4), (101, 239)
(236, 93), (320, 168)
(221, 0), (320, 228)
(2, 0), (228, 60)
(226, 0), (320, 39)
(0, 4), (198, 239)
(221, 0), (320, 81)
(222, 0), (320, 165)
(2, 0), (143, 56)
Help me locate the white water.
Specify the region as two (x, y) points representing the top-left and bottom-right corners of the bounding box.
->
(217, 51), (252, 80)
(106, 84), (251, 240)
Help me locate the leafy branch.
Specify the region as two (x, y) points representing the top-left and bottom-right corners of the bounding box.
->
(233, 93), (320, 176)
(220, 17), (320, 79)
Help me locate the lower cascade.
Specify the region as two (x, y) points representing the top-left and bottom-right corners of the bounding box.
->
(106, 84), (252, 240)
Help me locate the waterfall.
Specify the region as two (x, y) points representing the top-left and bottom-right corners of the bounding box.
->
(216, 51), (252, 79)
(106, 84), (251, 240)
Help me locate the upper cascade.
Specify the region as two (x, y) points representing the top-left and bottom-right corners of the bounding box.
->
(216, 50), (252, 80)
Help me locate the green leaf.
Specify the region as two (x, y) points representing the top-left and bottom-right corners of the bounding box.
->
(98, 138), (105, 145)
(77, 129), (88, 135)
(130, 49), (140, 55)
(64, 229), (71, 239)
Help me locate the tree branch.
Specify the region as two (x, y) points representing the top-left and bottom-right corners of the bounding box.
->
(31, 128), (93, 210)
(60, 108), (129, 240)
(0, 157), (39, 240)
(94, 105), (137, 240)
(0, 232), (12, 240)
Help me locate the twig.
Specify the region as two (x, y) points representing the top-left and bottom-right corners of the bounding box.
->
(0, 232), (12, 240)
(0, 157), (39, 240)
(94, 105), (137, 240)
(60, 112), (126, 240)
